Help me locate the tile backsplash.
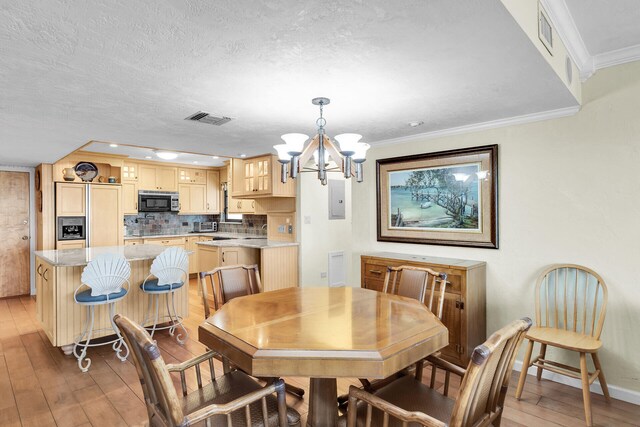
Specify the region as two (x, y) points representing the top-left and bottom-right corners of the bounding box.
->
(124, 213), (267, 236)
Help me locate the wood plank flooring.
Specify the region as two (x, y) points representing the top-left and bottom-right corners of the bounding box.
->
(0, 280), (638, 426)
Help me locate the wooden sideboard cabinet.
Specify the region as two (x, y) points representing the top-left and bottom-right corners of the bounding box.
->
(361, 253), (486, 367)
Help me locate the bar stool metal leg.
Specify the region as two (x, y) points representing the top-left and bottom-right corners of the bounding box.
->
(73, 305), (95, 373)
(109, 302), (129, 362)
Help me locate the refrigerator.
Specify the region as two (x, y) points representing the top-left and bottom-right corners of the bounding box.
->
(55, 182), (123, 248)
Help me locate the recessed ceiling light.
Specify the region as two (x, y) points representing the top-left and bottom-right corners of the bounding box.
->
(193, 161), (198, 164)
(212, 156), (219, 159)
(409, 121), (424, 127)
(155, 150), (178, 160)
(145, 156), (152, 159)
(239, 154), (247, 158)
(109, 143), (118, 147)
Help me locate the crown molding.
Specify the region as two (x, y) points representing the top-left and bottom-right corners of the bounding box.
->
(371, 106), (580, 147)
(593, 43), (640, 70)
(540, 0), (640, 81)
(539, 0), (594, 81)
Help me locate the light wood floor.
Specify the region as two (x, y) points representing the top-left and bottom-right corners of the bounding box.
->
(1, 281), (638, 427)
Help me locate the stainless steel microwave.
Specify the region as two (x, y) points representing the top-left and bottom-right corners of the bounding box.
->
(138, 191), (179, 212)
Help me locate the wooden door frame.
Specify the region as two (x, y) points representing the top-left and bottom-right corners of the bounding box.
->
(0, 166), (35, 295)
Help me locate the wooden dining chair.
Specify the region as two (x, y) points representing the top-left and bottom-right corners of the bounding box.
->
(515, 264), (609, 426)
(199, 265), (305, 399)
(338, 265), (449, 412)
(113, 314), (301, 427)
(344, 318), (532, 427)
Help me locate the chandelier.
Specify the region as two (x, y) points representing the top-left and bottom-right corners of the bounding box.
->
(273, 97), (370, 185)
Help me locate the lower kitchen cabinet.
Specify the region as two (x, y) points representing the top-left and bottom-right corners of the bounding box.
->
(197, 246), (259, 271)
(35, 258), (55, 344)
(361, 253), (486, 367)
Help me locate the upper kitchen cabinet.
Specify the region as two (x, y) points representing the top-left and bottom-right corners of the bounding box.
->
(231, 155), (296, 199)
(122, 181), (138, 214)
(139, 165), (177, 191)
(122, 162), (138, 181)
(206, 170), (220, 214)
(179, 168), (206, 184)
(56, 183), (86, 216)
(178, 183), (207, 214)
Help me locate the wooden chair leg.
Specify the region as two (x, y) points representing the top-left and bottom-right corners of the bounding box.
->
(429, 362), (437, 389)
(591, 352), (610, 401)
(580, 352), (593, 427)
(536, 343), (547, 380)
(515, 339), (534, 400)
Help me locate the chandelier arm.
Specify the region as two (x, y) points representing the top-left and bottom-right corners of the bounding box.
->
(297, 135), (320, 168)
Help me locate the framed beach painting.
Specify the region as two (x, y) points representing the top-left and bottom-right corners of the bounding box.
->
(376, 144), (498, 248)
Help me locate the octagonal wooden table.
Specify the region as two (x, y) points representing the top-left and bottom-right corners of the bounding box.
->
(198, 286), (448, 427)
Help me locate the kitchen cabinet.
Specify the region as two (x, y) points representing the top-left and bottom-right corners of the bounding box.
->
(139, 165), (177, 191)
(231, 154), (296, 198)
(56, 240), (86, 250)
(178, 184), (207, 214)
(90, 184), (124, 247)
(143, 237), (187, 248)
(56, 183), (86, 216)
(186, 236), (201, 274)
(125, 239), (142, 246)
(360, 253), (486, 367)
(206, 170), (220, 214)
(179, 168), (206, 184)
(122, 181), (138, 214)
(35, 258), (55, 344)
(122, 162), (138, 181)
(197, 245), (259, 271)
(226, 162), (254, 214)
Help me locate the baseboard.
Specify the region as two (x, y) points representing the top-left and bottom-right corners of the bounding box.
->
(513, 360), (640, 405)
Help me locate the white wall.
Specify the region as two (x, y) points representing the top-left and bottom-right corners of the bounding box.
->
(298, 172), (352, 287)
(350, 60), (640, 395)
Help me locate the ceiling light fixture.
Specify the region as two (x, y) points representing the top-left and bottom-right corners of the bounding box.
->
(212, 156), (219, 159)
(273, 97), (370, 185)
(239, 154), (247, 158)
(109, 143), (118, 147)
(155, 150), (178, 160)
(409, 121), (424, 127)
(145, 156), (152, 159)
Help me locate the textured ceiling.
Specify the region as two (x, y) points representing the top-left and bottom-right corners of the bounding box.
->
(0, 0), (577, 167)
(565, 0), (640, 55)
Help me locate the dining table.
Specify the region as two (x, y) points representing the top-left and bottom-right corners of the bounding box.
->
(198, 286), (448, 427)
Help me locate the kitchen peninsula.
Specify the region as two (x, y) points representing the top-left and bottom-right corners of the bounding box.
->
(34, 244), (190, 354)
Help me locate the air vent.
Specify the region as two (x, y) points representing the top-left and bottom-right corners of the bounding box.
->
(184, 111), (233, 126)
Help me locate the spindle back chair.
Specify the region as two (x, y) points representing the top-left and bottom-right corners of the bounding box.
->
(114, 314), (297, 427)
(199, 264), (261, 317)
(346, 318), (532, 427)
(515, 264), (610, 426)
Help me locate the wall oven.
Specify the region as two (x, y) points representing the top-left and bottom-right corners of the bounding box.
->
(138, 191), (179, 212)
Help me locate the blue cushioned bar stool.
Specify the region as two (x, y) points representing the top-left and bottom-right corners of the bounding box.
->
(73, 253), (131, 372)
(140, 247), (189, 344)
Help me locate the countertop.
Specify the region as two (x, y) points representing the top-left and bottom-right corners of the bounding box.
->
(34, 244), (193, 267)
(361, 252), (485, 269)
(124, 232), (264, 240)
(196, 239), (299, 249)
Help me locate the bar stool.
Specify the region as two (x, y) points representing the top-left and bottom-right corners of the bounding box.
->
(73, 253), (131, 372)
(140, 247), (189, 344)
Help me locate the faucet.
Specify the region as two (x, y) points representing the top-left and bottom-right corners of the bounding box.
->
(262, 224), (268, 230)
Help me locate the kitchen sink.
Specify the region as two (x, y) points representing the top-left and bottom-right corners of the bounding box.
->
(209, 236), (234, 241)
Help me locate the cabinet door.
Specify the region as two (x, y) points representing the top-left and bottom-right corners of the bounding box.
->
(220, 248), (239, 266)
(57, 240), (86, 250)
(254, 157), (270, 194)
(138, 165), (157, 190)
(56, 183), (86, 216)
(244, 161), (254, 194)
(178, 184), (191, 213)
(89, 185), (123, 247)
(35, 260), (44, 324)
(122, 182), (138, 214)
(198, 246), (220, 271)
(178, 168), (193, 183)
(40, 261), (55, 344)
(437, 293), (464, 365)
(189, 184), (206, 213)
(157, 167), (177, 191)
(231, 159), (244, 197)
(191, 169), (206, 184)
(206, 170), (220, 213)
(122, 163), (138, 181)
